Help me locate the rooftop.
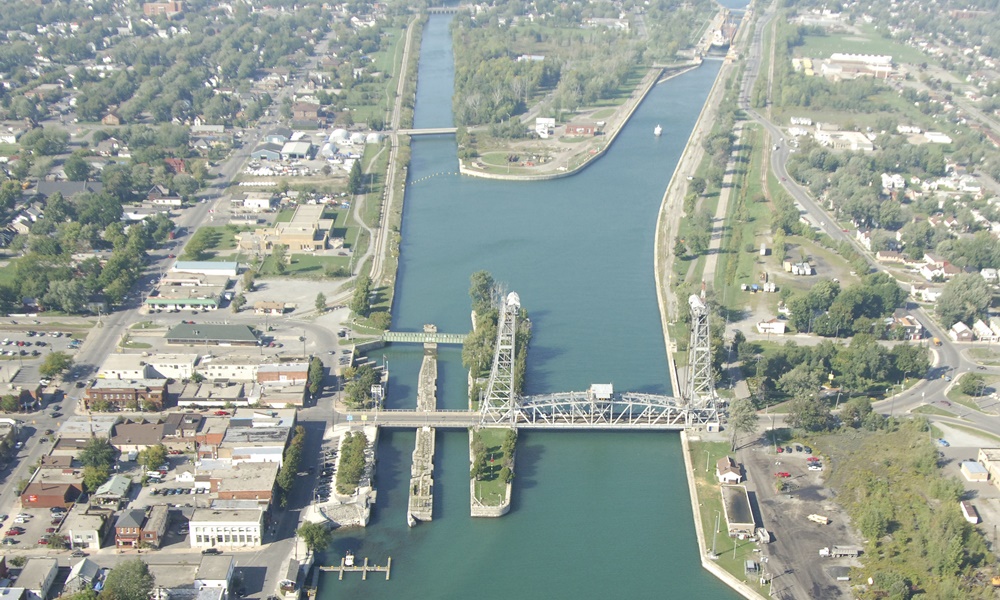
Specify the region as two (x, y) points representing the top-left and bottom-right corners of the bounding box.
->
(190, 508), (264, 524)
(166, 324), (258, 343)
(91, 379), (166, 391)
(116, 508), (146, 529)
(57, 415), (119, 439)
(94, 474), (131, 498)
(17, 558), (58, 591)
(196, 555), (234, 582)
(211, 462), (279, 492)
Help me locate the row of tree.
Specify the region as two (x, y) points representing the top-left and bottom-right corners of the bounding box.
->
(335, 431), (368, 494)
(276, 426), (307, 506)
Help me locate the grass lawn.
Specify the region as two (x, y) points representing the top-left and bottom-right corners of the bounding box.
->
(946, 373), (1000, 414)
(911, 404), (959, 418)
(259, 254), (350, 278)
(275, 207), (296, 223)
(688, 439), (772, 593)
(794, 24), (928, 64)
(968, 348), (1000, 366)
(472, 427), (512, 506)
(941, 422), (1000, 444)
(0, 143), (18, 156)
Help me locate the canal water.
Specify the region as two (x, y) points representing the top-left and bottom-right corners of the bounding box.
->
(319, 14), (740, 599)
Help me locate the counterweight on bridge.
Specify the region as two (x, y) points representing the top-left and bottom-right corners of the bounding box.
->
(480, 292), (520, 426)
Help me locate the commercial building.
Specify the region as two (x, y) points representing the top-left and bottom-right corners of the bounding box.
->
(20, 481), (81, 509)
(173, 262), (239, 278)
(166, 324), (259, 347)
(961, 461), (990, 482)
(175, 382), (248, 409)
(189, 508), (265, 548)
(195, 556), (235, 598)
(85, 379), (168, 411)
(99, 354), (199, 381)
(110, 422), (166, 453)
(62, 504), (111, 550)
(115, 505), (169, 548)
(978, 448), (1000, 487)
(211, 462), (279, 503)
(236, 204), (336, 253)
(93, 474), (132, 508)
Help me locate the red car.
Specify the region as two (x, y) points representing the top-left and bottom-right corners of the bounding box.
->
(5, 531), (19, 537)
(806, 456), (820, 463)
(169, 450), (182, 455)
(37, 538), (48, 545)
(214, 410), (229, 416)
(45, 528), (55, 533)
(775, 472), (791, 478)
(776, 446), (784, 453)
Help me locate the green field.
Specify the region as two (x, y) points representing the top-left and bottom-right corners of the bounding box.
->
(795, 24), (928, 64)
(472, 427), (512, 507)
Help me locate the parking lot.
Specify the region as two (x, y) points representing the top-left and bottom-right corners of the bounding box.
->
(312, 440), (339, 504)
(0, 505), (69, 550)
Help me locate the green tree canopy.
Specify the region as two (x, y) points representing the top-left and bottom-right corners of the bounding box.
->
(80, 438), (116, 470)
(138, 444), (168, 472)
(100, 558), (155, 600)
(935, 273), (991, 328)
(297, 521), (333, 553)
(39, 351), (73, 378)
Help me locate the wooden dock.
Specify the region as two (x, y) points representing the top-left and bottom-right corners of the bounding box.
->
(320, 556), (392, 581)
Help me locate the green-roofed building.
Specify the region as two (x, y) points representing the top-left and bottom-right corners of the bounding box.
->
(93, 474), (132, 508)
(166, 323), (259, 346)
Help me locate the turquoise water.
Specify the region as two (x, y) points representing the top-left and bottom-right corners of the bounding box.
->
(319, 14), (740, 599)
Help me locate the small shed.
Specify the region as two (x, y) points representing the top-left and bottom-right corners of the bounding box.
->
(961, 461), (989, 482)
(716, 456), (742, 484)
(961, 501), (980, 524)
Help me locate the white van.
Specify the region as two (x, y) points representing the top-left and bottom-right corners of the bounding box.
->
(146, 471), (164, 480)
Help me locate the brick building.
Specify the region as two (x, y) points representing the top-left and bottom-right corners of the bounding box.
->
(84, 379), (168, 411)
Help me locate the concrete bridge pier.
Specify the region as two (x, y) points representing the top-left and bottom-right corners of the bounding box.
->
(407, 327), (438, 526)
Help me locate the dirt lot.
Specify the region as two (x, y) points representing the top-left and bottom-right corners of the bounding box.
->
(737, 433), (861, 599)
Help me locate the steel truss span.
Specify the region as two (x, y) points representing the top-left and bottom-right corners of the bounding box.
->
(507, 392), (718, 430)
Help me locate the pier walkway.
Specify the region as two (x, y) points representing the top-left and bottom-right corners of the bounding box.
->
(407, 335), (437, 526)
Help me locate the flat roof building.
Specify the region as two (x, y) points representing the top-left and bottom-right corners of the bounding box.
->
(190, 508), (264, 548)
(721, 485), (756, 537)
(166, 324), (258, 347)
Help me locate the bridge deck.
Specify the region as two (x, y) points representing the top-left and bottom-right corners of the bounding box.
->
(383, 331), (467, 345)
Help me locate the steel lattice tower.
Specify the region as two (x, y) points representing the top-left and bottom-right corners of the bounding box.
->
(686, 294), (715, 408)
(480, 292), (520, 425)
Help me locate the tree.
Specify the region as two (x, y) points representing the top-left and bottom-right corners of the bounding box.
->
(100, 558), (155, 600)
(840, 396), (872, 428)
(80, 438), (116, 470)
(231, 294), (246, 313)
(935, 273), (991, 328)
(272, 244), (288, 274)
(314, 292), (327, 313)
(83, 465), (110, 492)
(64, 152), (92, 181)
(308, 357), (324, 396)
(348, 160), (363, 195)
(0, 395), (19, 413)
(297, 521), (333, 553)
(350, 274), (372, 317)
(727, 397), (759, 451)
(468, 270), (496, 315)
(787, 396), (833, 432)
(958, 373), (986, 396)
(39, 351), (73, 378)
(777, 363), (823, 400)
(138, 444), (168, 471)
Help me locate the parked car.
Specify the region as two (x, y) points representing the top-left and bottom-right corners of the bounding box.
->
(803, 446), (812, 454)
(202, 548), (221, 555)
(937, 439), (950, 447)
(808, 465), (823, 471)
(784, 446), (793, 453)
(70, 550), (87, 557)
(775, 472), (791, 478)
(37, 538), (48, 545)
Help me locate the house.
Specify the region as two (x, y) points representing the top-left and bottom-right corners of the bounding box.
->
(973, 320), (997, 342)
(949, 321), (973, 342)
(115, 505), (169, 548)
(62, 503), (111, 550)
(18, 558), (58, 600)
(66, 558), (102, 592)
(32, 181), (103, 200)
(716, 456), (742, 484)
(910, 283), (944, 303)
(264, 128), (293, 145)
(756, 319), (786, 335)
(292, 103), (319, 121)
(253, 301), (285, 315)
(102, 112), (121, 126)
(93, 474), (132, 508)
(110, 422), (166, 453)
(190, 508), (265, 548)
(565, 123), (597, 136)
(991, 317), (1000, 340)
(143, 1), (184, 16)
(85, 379), (168, 412)
(890, 309), (924, 340)
(195, 555), (235, 598)
(164, 158), (186, 174)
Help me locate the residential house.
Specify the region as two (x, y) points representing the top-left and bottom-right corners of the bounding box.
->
(973, 320), (997, 342)
(253, 301), (285, 315)
(890, 309), (924, 340)
(66, 559), (102, 592)
(102, 112), (121, 126)
(982, 268), (999, 284)
(85, 379), (168, 411)
(950, 321), (974, 342)
(716, 456), (742, 484)
(756, 319), (786, 335)
(115, 505), (169, 548)
(18, 558), (58, 600)
(910, 283), (944, 303)
(292, 103), (319, 121)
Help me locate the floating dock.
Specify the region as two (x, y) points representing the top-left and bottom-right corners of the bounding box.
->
(321, 555), (392, 581)
(407, 327), (438, 526)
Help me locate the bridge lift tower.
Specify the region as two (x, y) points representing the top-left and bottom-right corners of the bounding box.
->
(479, 292), (521, 426)
(685, 294), (720, 427)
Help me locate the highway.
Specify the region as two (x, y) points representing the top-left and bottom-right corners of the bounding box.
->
(735, 2), (1000, 438)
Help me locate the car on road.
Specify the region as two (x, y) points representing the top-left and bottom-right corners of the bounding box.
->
(944, 376), (952, 382)
(70, 550), (87, 557)
(202, 548), (221, 555)
(941, 400), (951, 407)
(1, 539), (16, 545)
(775, 472), (791, 478)
(937, 439), (950, 447)
(50, 412), (61, 418)
(978, 366), (987, 370)
(214, 411), (230, 416)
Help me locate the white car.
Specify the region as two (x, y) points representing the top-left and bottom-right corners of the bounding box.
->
(808, 465), (823, 471)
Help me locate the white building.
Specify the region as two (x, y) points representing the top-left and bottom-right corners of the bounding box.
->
(18, 558), (58, 600)
(99, 353), (198, 381)
(535, 117), (555, 138)
(195, 555), (235, 598)
(242, 193), (275, 212)
(172, 261), (239, 278)
(190, 508), (264, 548)
(924, 131), (953, 144)
(973, 320), (997, 342)
(63, 504), (108, 550)
(756, 319), (787, 334)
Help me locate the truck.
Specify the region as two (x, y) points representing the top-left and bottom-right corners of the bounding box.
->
(819, 546), (861, 558)
(933, 337), (942, 346)
(808, 514), (830, 525)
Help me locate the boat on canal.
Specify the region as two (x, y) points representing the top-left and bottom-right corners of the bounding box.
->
(654, 124), (663, 136)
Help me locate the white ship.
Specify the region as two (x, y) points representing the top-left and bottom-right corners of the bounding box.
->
(654, 124), (663, 136)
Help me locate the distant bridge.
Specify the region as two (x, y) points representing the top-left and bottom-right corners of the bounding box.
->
(397, 127), (459, 136)
(382, 330), (467, 345)
(426, 5), (469, 14)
